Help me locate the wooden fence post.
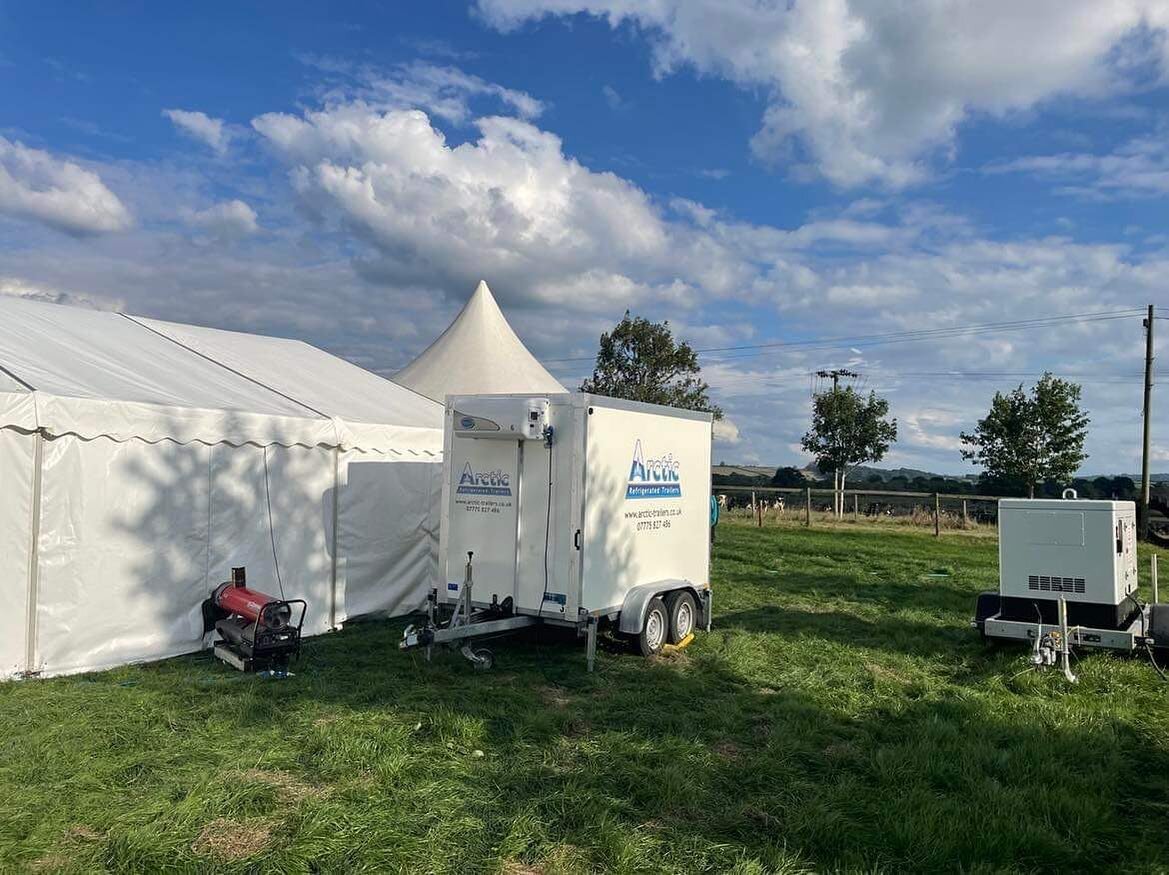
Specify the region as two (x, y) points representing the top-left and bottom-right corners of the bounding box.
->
(805, 487), (811, 527)
(756, 497), (763, 528)
(934, 492), (941, 537)
(962, 499), (968, 527)
(853, 492), (859, 522)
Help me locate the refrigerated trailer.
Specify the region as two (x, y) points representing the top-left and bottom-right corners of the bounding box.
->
(401, 393), (714, 670)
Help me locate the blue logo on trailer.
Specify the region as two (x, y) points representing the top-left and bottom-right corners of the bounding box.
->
(460, 417), (475, 429)
(626, 439), (682, 499)
(456, 462), (512, 496)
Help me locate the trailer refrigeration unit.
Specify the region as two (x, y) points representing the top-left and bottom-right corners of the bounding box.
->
(401, 393), (714, 670)
(974, 491), (1169, 678)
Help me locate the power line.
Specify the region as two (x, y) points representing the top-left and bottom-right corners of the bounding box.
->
(544, 308), (1144, 364)
(703, 312), (1140, 364)
(690, 369), (1145, 391)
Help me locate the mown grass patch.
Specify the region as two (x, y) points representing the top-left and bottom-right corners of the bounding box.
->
(1, 521), (1167, 873)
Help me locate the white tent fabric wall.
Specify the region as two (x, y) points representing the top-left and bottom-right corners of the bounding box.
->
(0, 297), (444, 680)
(0, 427), (35, 677)
(336, 445), (442, 620)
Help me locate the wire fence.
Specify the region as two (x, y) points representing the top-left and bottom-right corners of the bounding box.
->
(715, 484), (1003, 535)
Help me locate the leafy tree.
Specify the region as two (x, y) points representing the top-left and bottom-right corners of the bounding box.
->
(771, 466), (807, 488)
(959, 373), (1089, 498)
(580, 311), (722, 418)
(1109, 476), (1137, 500)
(801, 387), (898, 517)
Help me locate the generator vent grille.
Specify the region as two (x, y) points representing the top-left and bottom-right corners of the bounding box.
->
(1027, 574), (1086, 594)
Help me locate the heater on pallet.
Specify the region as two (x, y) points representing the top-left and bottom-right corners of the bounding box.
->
(202, 567), (306, 672)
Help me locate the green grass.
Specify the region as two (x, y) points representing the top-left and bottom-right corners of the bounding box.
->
(2, 520), (1168, 873)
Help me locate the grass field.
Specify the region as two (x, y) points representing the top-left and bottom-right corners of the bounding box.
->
(2, 520), (1168, 873)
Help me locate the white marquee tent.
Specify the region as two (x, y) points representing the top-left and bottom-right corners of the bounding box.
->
(395, 281), (566, 400)
(0, 297), (444, 679)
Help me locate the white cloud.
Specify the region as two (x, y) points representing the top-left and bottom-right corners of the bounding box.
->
(987, 134), (1169, 198)
(163, 108), (231, 154)
(304, 58), (544, 124)
(0, 276), (121, 310)
(601, 84), (627, 110)
(713, 417), (742, 445)
(0, 137), (131, 235)
(477, 0), (1169, 187)
(252, 104), (679, 310)
(186, 199), (260, 238)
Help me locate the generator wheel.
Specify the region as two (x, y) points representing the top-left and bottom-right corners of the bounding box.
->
(665, 590), (696, 644)
(471, 647), (494, 671)
(638, 597), (668, 657)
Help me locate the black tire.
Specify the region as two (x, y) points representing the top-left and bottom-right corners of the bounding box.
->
(637, 597), (668, 657)
(974, 591), (1000, 640)
(471, 647), (494, 671)
(665, 590), (697, 645)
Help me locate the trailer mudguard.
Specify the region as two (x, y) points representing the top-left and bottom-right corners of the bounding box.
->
(617, 580), (707, 635)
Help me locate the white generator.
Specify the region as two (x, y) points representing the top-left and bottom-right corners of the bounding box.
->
(402, 393), (713, 670)
(975, 492), (1169, 661)
(998, 497), (1138, 626)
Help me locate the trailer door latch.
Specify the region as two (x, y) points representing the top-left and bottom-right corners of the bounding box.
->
(574, 529), (582, 550)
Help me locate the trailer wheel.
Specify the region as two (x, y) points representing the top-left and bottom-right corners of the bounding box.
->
(637, 597), (668, 657)
(665, 591), (696, 644)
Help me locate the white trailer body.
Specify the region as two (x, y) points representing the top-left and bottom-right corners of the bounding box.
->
(438, 393), (712, 625)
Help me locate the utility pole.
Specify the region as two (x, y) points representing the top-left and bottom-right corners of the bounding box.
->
(815, 368), (859, 393)
(1140, 304), (1155, 540)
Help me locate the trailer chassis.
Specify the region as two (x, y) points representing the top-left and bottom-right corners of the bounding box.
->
(400, 553), (710, 671)
(979, 609), (1151, 653)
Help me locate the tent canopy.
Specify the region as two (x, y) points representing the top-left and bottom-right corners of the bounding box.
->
(0, 297), (442, 448)
(394, 280), (566, 401)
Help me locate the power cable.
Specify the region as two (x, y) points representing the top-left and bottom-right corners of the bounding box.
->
(262, 446), (287, 600)
(544, 308), (1145, 365)
(537, 428), (554, 620)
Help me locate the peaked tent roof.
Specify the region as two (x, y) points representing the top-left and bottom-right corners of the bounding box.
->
(0, 296), (442, 447)
(394, 281), (566, 401)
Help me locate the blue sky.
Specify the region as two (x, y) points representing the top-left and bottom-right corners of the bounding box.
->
(1, 0), (1167, 473)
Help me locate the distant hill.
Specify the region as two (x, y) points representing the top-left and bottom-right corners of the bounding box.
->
(803, 463), (980, 483)
(712, 462), (1169, 485)
(711, 464), (787, 481)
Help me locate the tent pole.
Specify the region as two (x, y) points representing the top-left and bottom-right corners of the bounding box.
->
(330, 444), (341, 630)
(23, 430), (45, 677)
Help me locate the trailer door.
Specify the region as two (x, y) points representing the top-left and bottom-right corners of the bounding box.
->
(444, 436), (520, 606)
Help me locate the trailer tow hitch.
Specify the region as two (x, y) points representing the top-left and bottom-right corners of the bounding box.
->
(399, 552), (538, 669)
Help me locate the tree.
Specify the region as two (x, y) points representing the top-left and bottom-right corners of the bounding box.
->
(580, 311), (722, 418)
(771, 466), (807, 488)
(801, 387), (898, 518)
(959, 373), (1089, 498)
